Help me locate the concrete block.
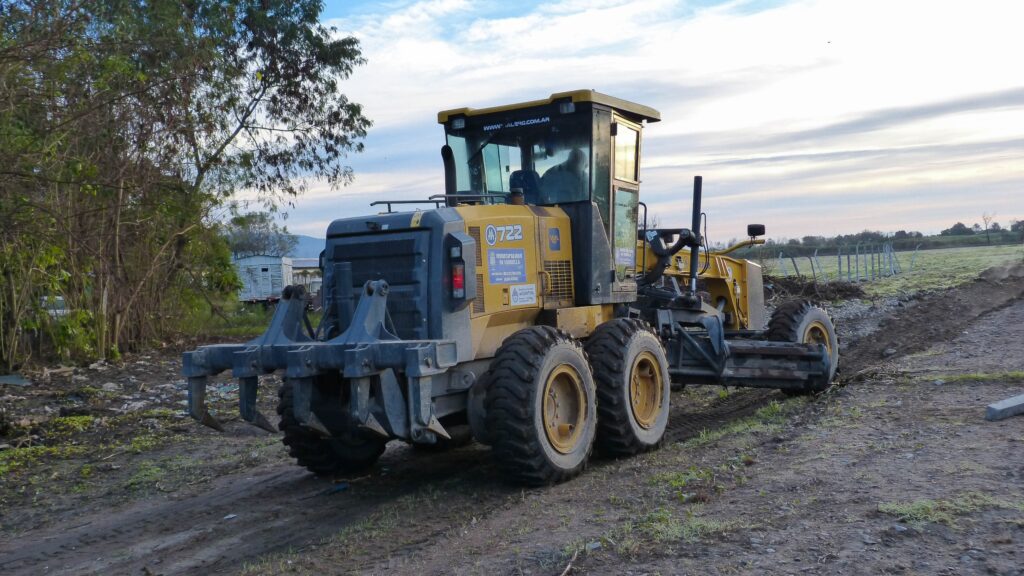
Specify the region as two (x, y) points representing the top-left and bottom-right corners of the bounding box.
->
(986, 393), (1024, 421)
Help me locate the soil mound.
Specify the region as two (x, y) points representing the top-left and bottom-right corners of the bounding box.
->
(764, 276), (866, 302)
(841, 261), (1024, 376)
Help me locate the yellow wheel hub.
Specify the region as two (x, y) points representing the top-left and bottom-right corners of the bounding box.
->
(803, 320), (833, 357)
(629, 351), (663, 429)
(542, 364), (587, 454)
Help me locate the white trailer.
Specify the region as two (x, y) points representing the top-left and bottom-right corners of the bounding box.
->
(234, 255), (293, 303)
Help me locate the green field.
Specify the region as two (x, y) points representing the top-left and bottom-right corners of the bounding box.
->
(765, 244), (1024, 298)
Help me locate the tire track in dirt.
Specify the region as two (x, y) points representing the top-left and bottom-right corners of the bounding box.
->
(0, 389), (781, 576)
(4, 262), (1021, 575)
(664, 388), (777, 443)
(0, 439), (506, 575)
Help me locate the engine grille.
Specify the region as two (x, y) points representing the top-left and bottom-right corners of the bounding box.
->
(544, 260), (573, 303)
(330, 231), (429, 340)
(468, 226), (483, 266)
(473, 274), (485, 313)
(468, 227), (485, 313)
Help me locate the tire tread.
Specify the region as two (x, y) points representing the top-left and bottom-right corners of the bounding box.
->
(484, 326), (592, 486)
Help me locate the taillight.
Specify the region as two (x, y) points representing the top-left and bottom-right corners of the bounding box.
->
(452, 262), (465, 298)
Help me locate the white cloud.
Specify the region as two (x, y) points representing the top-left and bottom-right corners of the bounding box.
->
(287, 0), (1024, 240)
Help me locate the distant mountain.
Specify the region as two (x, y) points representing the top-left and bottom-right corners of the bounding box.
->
(288, 235), (326, 259)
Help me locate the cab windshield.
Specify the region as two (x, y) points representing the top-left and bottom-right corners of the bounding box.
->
(445, 113), (591, 206)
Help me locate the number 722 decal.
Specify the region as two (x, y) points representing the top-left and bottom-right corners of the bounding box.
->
(484, 224), (523, 246)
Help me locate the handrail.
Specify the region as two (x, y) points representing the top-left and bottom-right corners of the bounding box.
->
(369, 199), (444, 213)
(711, 238), (765, 256)
(427, 193), (508, 203)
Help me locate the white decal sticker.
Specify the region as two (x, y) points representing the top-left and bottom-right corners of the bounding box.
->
(485, 224), (523, 245)
(509, 284), (537, 306)
(483, 117), (551, 132)
(615, 246), (635, 266)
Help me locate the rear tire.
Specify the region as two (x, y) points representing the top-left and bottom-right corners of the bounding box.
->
(767, 300), (838, 395)
(277, 381), (387, 476)
(484, 326), (597, 486)
(586, 318), (671, 456)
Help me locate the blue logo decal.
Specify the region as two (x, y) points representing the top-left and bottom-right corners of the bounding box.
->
(548, 228), (561, 251)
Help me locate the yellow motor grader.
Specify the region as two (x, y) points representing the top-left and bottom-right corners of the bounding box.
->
(184, 90), (837, 485)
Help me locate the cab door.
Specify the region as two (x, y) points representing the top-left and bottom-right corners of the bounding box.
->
(609, 115), (642, 290)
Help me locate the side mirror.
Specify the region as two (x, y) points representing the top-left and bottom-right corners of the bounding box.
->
(747, 224), (766, 238)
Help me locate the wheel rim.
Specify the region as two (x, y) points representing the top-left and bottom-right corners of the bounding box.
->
(803, 320), (833, 358)
(542, 364), (587, 454)
(629, 351), (663, 429)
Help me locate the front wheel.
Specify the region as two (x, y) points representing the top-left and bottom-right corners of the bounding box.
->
(767, 300), (839, 395)
(586, 319), (671, 456)
(277, 381), (387, 476)
(484, 326), (597, 485)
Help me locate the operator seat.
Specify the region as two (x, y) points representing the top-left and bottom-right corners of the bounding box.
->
(540, 148), (586, 204)
(509, 169), (542, 204)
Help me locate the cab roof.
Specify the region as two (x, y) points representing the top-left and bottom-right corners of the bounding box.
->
(437, 89), (661, 124)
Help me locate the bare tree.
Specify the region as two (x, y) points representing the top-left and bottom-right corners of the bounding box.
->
(982, 212), (996, 245)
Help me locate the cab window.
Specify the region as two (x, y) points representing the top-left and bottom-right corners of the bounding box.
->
(445, 113), (592, 205)
(614, 124), (639, 182)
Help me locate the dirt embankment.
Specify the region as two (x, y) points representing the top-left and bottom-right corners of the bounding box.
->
(0, 261), (1022, 575)
(841, 261), (1024, 375)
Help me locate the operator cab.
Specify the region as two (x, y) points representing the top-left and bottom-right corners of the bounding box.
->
(438, 90), (661, 304)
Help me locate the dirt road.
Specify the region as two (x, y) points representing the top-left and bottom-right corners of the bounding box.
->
(1, 262), (1022, 575)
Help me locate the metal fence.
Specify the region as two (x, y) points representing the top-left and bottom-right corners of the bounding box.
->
(776, 243), (923, 283)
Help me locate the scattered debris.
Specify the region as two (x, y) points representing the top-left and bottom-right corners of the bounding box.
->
(302, 482), (351, 500)
(327, 482), (350, 494)
(558, 549), (579, 576)
(42, 365), (75, 379)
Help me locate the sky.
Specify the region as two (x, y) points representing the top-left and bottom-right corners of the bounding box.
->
(277, 0), (1024, 241)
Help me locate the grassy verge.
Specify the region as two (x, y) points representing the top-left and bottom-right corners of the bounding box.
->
(916, 371), (1024, 384)
(879, 492), (1024, 529)
(863, 244), (1024, 297)
(762, 244), (1023, 298)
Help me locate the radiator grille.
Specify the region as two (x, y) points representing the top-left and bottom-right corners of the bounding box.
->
(468, 226), (483, 266)
(330, 232), (428, 340)
(544, 260), (573, 302)
(473, 274), (485, 313)
(469, 227), (484, 314)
